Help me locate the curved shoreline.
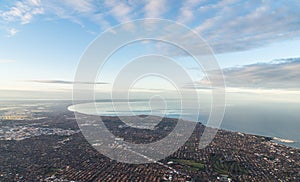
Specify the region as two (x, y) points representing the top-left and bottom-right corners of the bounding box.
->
(68, 105), (299, 149)
(272, 137), (296, 144)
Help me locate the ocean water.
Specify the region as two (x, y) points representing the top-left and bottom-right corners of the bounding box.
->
(68, 100), (300, 148)
(220, 103), (300, 148)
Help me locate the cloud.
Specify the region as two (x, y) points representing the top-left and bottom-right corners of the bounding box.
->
(130, 87), (177, 93)
(177, 0), (204, 24)
(182, 82), (213, 90)
(144, 0), (168, 18)
(223, 58), (300, 89)
(193, 0), (300, 53)
(196, 58), (300, 90)
(0, 0), (44, 24)
(1, 0), (300, 54)
(6, 28), (19, 37)
(62, 0), (95, 14)
(41, 0), (144, 31)
(198, 0), (239, 13)
(40, 0), (111, 30)
(0, 59), (16, 63)
(104, 0), (133, 23)
(153, 0), (300, 55)
(0, 89), (72, 100)
(27, 80), (109, 85)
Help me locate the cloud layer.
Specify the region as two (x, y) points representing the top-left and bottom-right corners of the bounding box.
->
(27, 80), (109, 85)
(186, 58), (300, 92)
(1, 0), (300, 54)
(0, 59), (16, 63)
(222, 58), (300, 89)
(0, 0), (44, 24)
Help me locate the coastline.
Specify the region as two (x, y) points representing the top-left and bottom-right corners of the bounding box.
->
(68, 106), (299, 149)
(216, 125), (299, 149)
(272, 137), (295, 144)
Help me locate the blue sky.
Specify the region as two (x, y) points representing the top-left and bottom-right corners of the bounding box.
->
(0, 0), (300, 100)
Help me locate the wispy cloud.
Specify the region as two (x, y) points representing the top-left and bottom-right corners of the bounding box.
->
(182, 82), (213, 90)
(0, 0), (44, 25)
(193, 0), (300, 53)
(222, 58), (300, 89)
(193, 58), (300, 90)
(144, 0), (168, 18)
(6, 28), (19, 37)
(104, 0), (133, 23)
(177, 0), (202, 24)
(130, 87), (177, 93)
(62, 0), (95, 14)
(198, 0), (239, 13)
(1, 0), (300, 54)
(26, 80), (109, 85)
(0, 89), (72, 100)
(40, 0), (110, 29)
(151, 0), (300, 55)
(0, 59), (16, 63)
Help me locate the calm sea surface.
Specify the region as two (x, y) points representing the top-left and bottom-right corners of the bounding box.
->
(68, 100), (300, 148)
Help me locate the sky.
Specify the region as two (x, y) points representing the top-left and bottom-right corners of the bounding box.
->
(0, 0), (300, 100)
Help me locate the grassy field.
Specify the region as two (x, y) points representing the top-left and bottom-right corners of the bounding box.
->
(170, 159), (205, 170)
(210, 154), (248, 175)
